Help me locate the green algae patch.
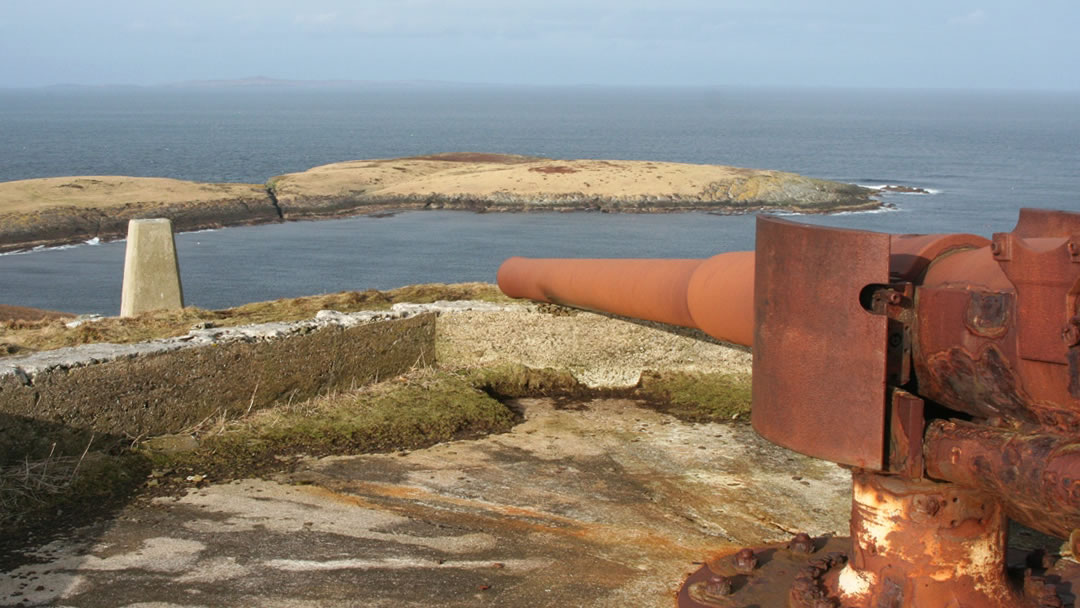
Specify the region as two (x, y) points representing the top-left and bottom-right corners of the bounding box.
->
(636, 370), (752, 423)
(149, 369), (519, 482)
(1, 282), (507, 355)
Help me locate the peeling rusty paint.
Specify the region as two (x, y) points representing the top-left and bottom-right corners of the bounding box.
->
(922, 344), (1037, 424)
(925, 419), (1080, 540)
(965, 291), (1012, 338)
(837, 471), (1018, 607)
(886, 390), (925, 479)
(1070, 346), (1080, 399)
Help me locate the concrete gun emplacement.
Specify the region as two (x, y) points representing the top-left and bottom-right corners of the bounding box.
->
(498, 209), (1080, 607)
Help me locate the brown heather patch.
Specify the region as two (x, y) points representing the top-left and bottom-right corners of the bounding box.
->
(529, 165), (579, 174)
(405, 153), (544, 164)
(0, 305), (74, 323)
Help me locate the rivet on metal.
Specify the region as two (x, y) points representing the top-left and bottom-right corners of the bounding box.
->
(1064, 317), (1080, 347)
(914, 496), (942, 516)
(788, 532), (816, 554)
(702, 575), (733, 599)
(733, 548), (758, 573)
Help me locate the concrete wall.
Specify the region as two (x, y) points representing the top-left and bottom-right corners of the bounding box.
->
(0, 313), (435, 463)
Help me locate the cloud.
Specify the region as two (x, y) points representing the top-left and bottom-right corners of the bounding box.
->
(949, 8), (987, 26)
(294, 12), (338, 25)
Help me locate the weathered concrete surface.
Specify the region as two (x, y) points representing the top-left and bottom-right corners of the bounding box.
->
(120, 219), (185, 317)
(437, 309), (752, 387)
(0, 397), (850, 607)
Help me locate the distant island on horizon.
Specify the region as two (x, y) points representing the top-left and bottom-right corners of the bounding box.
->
(6, 77), (1075, 93)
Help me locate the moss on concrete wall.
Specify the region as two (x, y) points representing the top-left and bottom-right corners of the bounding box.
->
(0, 314), (435, 463)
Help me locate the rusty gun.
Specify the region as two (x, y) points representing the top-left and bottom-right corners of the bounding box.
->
(497, 208), (1080, 607)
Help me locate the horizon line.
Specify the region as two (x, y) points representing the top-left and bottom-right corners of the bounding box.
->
(1, 77), (1078, 94)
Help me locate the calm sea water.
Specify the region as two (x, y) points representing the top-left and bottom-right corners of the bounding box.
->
(1, 86), (1078, 314)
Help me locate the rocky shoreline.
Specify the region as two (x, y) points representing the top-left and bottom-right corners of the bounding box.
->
(0, 153), (881, 253)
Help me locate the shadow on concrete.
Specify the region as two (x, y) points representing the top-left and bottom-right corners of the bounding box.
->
(0, 412), (149, 571)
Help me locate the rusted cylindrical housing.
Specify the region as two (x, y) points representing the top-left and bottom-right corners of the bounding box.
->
(924, 418), (1080, 540)
(497, 252), (756, 347)
(911, 209), (1080, 431)
(835, 470), (1015, 608)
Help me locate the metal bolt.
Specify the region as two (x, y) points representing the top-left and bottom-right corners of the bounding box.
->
(1068, 241), (1079, 257)
(789, 532), (816, 554)
(914, 496), (942, 516)
(1027, 548), (1058, 570)
(990, 240), (1002, 256)
(1064, 317), (1080, 347)
(733, 548), (758, 573)
(1023, 570), (1064, 608)
(702, 575), (733, 599)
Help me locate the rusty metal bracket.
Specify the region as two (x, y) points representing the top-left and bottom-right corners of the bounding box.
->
(885, 389), (925, 479)
(752, 216), (892, 469)
(992, 209), (1080, 365)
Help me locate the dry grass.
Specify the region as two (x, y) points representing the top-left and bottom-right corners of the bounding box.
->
(0, 305), (73, 322)
(0, 443), (149, 533)
(0, 282), (509, 356)
(271, 156), (762, 202)
(0, 176), (266, 214)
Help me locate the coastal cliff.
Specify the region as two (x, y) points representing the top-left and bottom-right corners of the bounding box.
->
(0, 177), (277, 253)
(0, 154), (879, 253)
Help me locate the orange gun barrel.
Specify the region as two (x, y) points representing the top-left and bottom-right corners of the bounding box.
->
(496, 252), (755, 347)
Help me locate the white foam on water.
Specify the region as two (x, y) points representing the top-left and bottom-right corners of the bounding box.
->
(857, 184), (939, 195)
(772, 205), (902, 217)
(0, 238), (125, 257)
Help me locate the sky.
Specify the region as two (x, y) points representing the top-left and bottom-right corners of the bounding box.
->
(1, 0), (1077, 90)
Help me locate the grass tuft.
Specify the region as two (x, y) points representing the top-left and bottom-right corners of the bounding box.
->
(637, 370), (752, 422)
(150, 368), (519, 482)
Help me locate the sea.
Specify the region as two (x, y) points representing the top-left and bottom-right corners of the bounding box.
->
(1, 86), (1078, 315)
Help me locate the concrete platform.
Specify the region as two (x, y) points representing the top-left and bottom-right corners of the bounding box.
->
(0, 398), (850, 608)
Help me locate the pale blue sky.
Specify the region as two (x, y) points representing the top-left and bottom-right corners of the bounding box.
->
(1, 0), (1076, 89)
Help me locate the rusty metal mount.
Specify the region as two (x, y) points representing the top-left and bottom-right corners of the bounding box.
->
(676, 535), (851, 608)
(675, 534), (1080, 608)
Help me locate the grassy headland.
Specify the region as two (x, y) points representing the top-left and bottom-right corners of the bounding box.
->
(0, 154), (879, 252)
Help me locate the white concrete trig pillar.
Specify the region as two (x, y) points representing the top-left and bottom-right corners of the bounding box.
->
(120, 219), (184, 317)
